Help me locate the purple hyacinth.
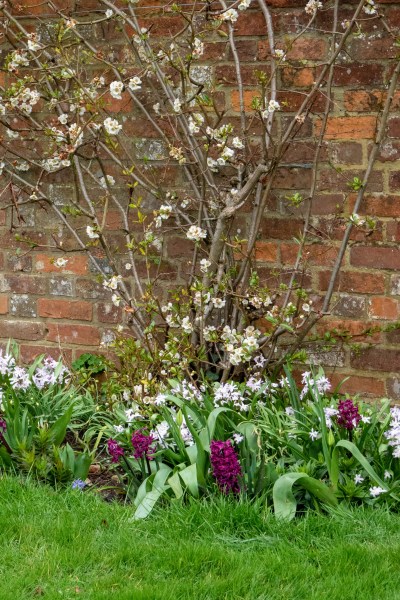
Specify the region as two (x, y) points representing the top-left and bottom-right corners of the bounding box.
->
(210, 439), (242, 494)
(0, 418), (6, 442)
(131, 429), (156, 461)
(107, 438), (124, 463)
(337, 399), (361, 430)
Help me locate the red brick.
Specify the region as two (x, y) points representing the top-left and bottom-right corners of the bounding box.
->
(319, 169), (383, 193)
(350, 246), (400, 270)
(387, 222), (400, 243)
(311, 194), (345, 216)
(46, 324), (101, 346)
(216, 65), (269, 86)
(274, 167), (312, 189)
(38, 298), (92, 321)
(333, 63), (385, 86)
(228, 40), (258, 62)
(0, 321), (45, 341)
(281, 243), (337, 266)
(254, 242), (279, 262)
(104, 92), (133, 114)
(388, 171), (400, 191)
(351, 347), (400, 373)
(231, 90), (261, 112)
(20, 344), (73, 365)
(233, 12), (268, 36)
(329, 373), (385, 398)
(318, 270), (386, 295)
(315, 116), (376, 140)
(386, 377), (400, 401)
(166, 237), (196, 259)
(349, 37), (398, 60)
(281, 67), (315, 88)
(358, 195), (400, 218)
(2, 275), (47, 295)
(317, 319), (381, 343)
(11, 0), (73, 15)
(260, 218), (304, 240)
(370, 297), (399, 320)
(97, 302), (123, 324)
(344, 90), (400, 113)
(0, 296), (8, 315)
(332, 295), (366, 319)
(34, 254), (88, 275)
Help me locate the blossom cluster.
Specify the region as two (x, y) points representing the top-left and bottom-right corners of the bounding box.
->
(385, 407), (400, 458)
(0, 352), (69, 398)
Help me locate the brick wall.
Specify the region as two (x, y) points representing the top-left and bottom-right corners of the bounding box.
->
(1, 0), (400, 398)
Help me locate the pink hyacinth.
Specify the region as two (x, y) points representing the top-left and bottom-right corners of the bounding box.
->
(210, 439), (242, 494)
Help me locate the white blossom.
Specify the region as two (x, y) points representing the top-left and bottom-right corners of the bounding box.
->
(181, 316), (193, 334)
(212, 297), (226, 309)
(262, 100), (280, 117)
(58, 114), (68, 125)
(110, 81), (124, 100)
(99, 175), (116, 189)
(220, 8), (238, 22)
(363, 0), (377, 14)
(192, 38), (204, 58)
(186, 225), (207, 242)
(103, 275), (122, 290)
(128, 76), (142, 91)
(200, 258), (211, 273)
(232, 137), (244, 149)
(370, 486), (386, 497)
(103, 117), (122, 135)
(274, 49), (286, 61)
(305, 0), (323, 14)
(111, 293), (121, 306)
(86, 225), (99, 239)
(54, 257), (68, 268)
(105, 9), (114, 18)
(173, 98), (182, 113)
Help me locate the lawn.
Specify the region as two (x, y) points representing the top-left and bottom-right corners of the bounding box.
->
(1, 476), (400, 600)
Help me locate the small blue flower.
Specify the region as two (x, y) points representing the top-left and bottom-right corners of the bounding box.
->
(72, 479), (86, 490)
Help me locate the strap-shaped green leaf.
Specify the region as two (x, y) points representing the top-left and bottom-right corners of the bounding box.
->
(273, 472), (337, 521)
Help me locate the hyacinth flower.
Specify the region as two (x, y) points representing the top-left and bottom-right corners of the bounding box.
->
(337, 399), (361, 430)
(131, 429), (156, 461)
(210, 439), (242, 494)
(107, 438), (125, 463)
(0, 418), (6, 442)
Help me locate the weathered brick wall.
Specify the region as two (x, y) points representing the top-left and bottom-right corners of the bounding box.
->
(1, 0), (400, 397)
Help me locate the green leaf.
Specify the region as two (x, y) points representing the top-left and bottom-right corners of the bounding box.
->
(332, 440), (394, 496)
(48, 405), (74, 446)
(207, 407), (231, 448)
(133, 466), (171, 520)
(73, 452), (91, 481)
(133, 488), (166, 520)
(168, 472), (183, 499)
(273, 472), (337, 521)
(179, 463), (199, 498)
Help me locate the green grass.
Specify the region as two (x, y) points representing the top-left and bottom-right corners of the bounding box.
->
(1, 476), (400, 599)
